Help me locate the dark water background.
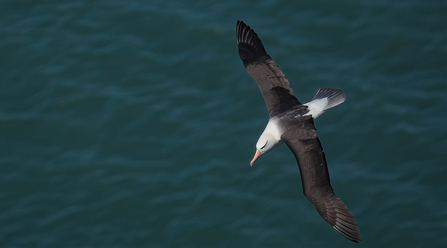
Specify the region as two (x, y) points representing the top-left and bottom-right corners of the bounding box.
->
(1, 0), (446, 247)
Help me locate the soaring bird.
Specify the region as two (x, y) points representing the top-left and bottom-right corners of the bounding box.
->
(236, 20), (361, 243)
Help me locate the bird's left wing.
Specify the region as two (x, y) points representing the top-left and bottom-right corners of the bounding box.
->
(281, 117), (361, 243)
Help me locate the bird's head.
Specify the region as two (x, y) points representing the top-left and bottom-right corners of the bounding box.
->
(250, 133), (276, 167)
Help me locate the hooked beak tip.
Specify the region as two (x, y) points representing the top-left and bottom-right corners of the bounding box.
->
(250, 149), (262, 167)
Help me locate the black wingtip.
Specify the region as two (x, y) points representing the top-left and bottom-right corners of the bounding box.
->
(333, 219), (362, 243)
(306, 189), (361, 243)
(327, 198), (362, 243)
(236, 20), (270, 66)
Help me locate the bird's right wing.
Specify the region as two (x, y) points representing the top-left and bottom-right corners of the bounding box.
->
(281, 117), (361, 242)
(237, 21), (301, 117)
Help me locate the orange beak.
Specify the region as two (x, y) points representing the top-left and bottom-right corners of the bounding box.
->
(250, 149), (262, 167)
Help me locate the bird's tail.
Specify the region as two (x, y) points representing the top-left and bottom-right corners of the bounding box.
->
(304, 88), (346, 118)
(312, 88), (346, 110)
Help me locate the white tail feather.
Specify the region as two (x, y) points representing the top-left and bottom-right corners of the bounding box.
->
(304, 88), (346, 118)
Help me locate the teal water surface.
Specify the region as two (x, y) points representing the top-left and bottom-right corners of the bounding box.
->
(1, 0), (446, 247)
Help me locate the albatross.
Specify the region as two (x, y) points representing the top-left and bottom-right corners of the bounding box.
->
(236, 20), (361, 243)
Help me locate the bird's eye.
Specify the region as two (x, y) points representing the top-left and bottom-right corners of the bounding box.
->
(261, 141), (268, 149)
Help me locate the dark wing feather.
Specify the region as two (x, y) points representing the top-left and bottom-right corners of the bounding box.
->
(281, 117), (361, 243)
(236, 21), (301, 117)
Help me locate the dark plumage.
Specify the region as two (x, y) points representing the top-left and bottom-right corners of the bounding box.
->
(237, 20), (301, 117)
(236, 20), (361, 243)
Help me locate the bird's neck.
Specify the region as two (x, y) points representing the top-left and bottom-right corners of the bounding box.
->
(262, 118), (283, 143)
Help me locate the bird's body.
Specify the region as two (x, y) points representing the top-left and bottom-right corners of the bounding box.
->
(236, 21), (361, 243)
